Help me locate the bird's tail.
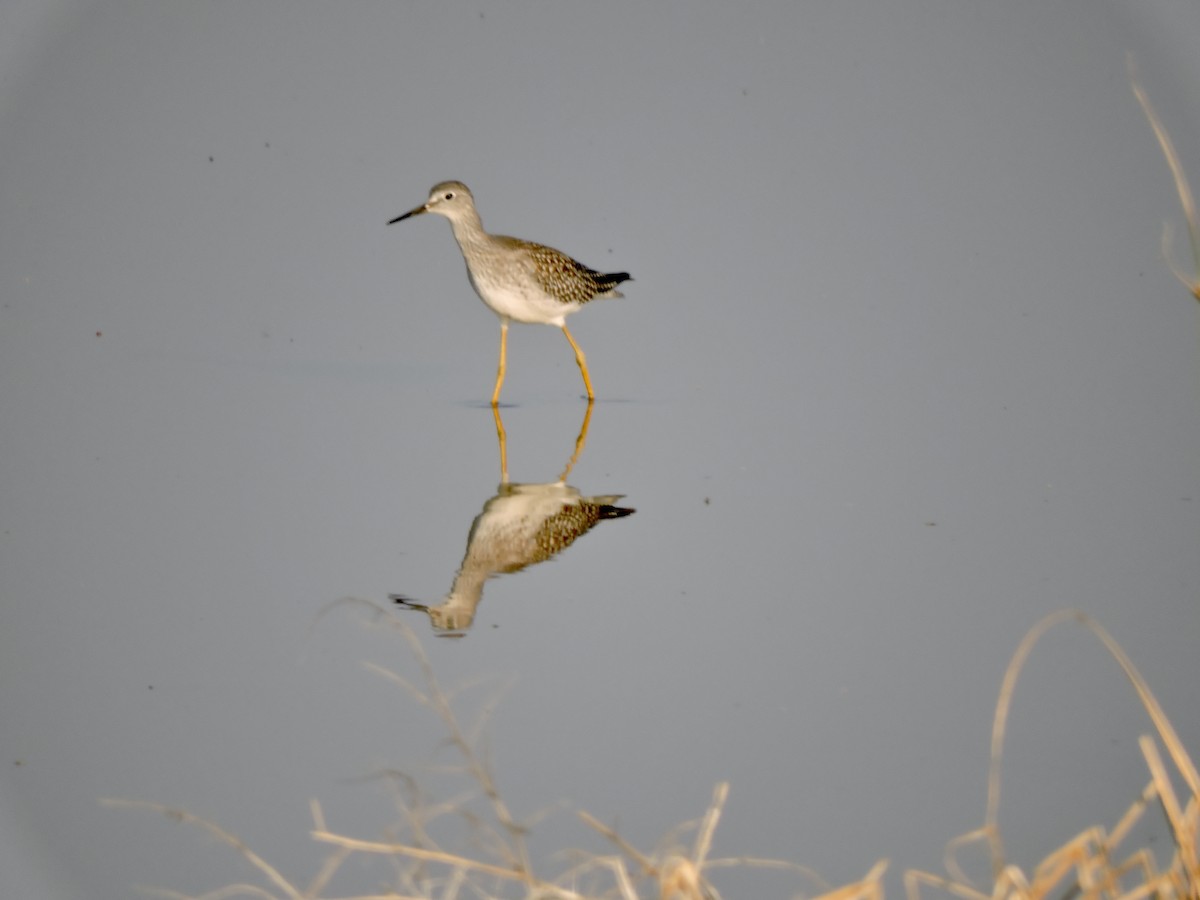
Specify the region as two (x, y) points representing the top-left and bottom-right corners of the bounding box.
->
(596, 271), (632, 299)
(590, 494), (636, 519)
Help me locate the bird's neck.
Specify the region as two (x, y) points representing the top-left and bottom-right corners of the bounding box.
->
(446, 209), (489, 254)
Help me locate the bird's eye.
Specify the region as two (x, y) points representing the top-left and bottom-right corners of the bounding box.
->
(443, 192), (455, 200)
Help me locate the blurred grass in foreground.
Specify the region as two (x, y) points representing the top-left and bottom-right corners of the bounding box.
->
(1130, 54), (1200, 303)
(107, 606), (1197, 900)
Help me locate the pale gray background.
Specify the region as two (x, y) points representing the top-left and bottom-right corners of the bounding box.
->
(2, 2), (1199, 898)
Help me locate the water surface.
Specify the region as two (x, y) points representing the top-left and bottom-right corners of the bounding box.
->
(2, 2), (1199, 897)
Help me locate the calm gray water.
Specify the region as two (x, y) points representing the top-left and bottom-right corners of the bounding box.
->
(2, 2), (1199, 897)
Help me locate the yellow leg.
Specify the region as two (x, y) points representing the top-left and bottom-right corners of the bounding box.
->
(491, 321), (508, 406)
(557, 399), (594, 482)
(492, 403), (509, 483)
(561, 323), (594, 400)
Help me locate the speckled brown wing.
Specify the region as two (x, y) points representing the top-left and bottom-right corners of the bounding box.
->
(499, 237), (632, 307)
(529, 499), (636, 564)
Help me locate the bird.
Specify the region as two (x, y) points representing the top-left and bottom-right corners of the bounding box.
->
(388, 181), (631, 404)
(390, 403), (634, 633)
(392, 481), (635, 632)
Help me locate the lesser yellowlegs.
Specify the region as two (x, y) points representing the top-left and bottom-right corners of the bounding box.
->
(388, 181), (631, 403)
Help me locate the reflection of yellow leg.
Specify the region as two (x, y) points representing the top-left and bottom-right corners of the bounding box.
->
(492, 403), (509, 483)
(491, 321), (508, 406)
(556, 399), (594, 482)
(561, 323), (594, 400)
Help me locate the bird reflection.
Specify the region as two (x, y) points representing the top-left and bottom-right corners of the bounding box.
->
(391, 402), (633, 635)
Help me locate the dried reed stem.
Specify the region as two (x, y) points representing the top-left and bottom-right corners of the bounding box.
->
(1129, 54), (1200, 299)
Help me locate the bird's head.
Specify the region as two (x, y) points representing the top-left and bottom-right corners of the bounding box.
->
(388, 180), (475, 226)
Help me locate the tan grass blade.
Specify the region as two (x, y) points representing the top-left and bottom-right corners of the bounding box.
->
(978, 608), (1198, 889)
(99, 798), (303, 900)
(1129, 54), (1200, 299)
(1139, 735), (1199, 884)
(691, 782), (728, 869)
(578, 809), (658, 875)
(813, 859), (888, 900)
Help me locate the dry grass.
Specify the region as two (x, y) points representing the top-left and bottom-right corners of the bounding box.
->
(106, 606), (1196, 900)
(1129, 54), (1200, 302)
(906, 609), (1198, 900)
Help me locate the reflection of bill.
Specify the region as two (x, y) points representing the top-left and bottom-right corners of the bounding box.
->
(391, 403), (634, 635)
